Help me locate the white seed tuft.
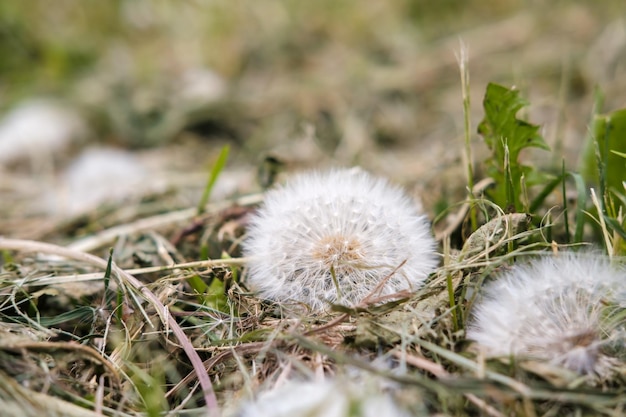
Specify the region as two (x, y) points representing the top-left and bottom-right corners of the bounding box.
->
(243, 168), (437, 311)
(466, 252), (626, 376)
(235, 378), (413, 417)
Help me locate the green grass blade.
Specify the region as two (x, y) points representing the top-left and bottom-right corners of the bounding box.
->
(104, 247), (113, 294)
(561, 161), (570, 242)
(20, 306), (97, 327)
(197, 145), (230, 215)
(529, 173), (564, 214)
(446, 272), (459, 331)
(503, 142), (515, 211)
(603, 215), (626, 240)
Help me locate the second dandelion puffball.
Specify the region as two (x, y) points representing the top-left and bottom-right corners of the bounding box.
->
(243, 168), (437, 311)
(466, 252), (626, 376)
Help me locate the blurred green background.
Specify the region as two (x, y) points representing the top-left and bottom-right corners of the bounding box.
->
(1, 0), (625, 227)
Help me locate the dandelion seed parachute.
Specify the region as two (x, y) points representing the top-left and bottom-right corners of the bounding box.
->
(466, 252), (626, 376)
(243, 168), (437, 311)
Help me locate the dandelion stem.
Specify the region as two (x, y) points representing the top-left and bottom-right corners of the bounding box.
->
(330, 265), (343, 299)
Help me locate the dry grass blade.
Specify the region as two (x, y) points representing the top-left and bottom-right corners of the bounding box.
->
(0, 340), (120, 384)
(0, 237), (220, 416)
(66, 193), (263, 253)
(0, 369), (105, 417)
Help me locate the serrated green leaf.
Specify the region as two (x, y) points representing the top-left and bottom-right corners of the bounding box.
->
(478, 83), (549, 158)
(478, 82), (550, 211)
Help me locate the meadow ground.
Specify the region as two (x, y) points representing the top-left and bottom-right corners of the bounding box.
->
(0, 1), (625, 416)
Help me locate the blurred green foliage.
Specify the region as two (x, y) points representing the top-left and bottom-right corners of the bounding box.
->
(582, 107), (626, 253)
(0, 2), (119, 99)
(0, 0), (594, 102)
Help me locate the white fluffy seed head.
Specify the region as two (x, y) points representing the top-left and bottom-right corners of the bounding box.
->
(466, 252), (626, 376)
(235, 378), (413, 417)
(243, 168), (437, 312)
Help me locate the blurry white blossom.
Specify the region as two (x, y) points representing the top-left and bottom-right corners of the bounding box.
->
(174, 68), (227, 106)
(48, 146), (149, 215)
(243, 168), (437, 311)
(235, 378), (412, 417)
(0, 100), (88, 166)
(467, 252), (626, 376)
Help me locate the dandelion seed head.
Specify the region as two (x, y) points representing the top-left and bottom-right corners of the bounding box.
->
(243, 168), (437, 311)
(235, 378), (412, 417)
(467, 252), (626, 376)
